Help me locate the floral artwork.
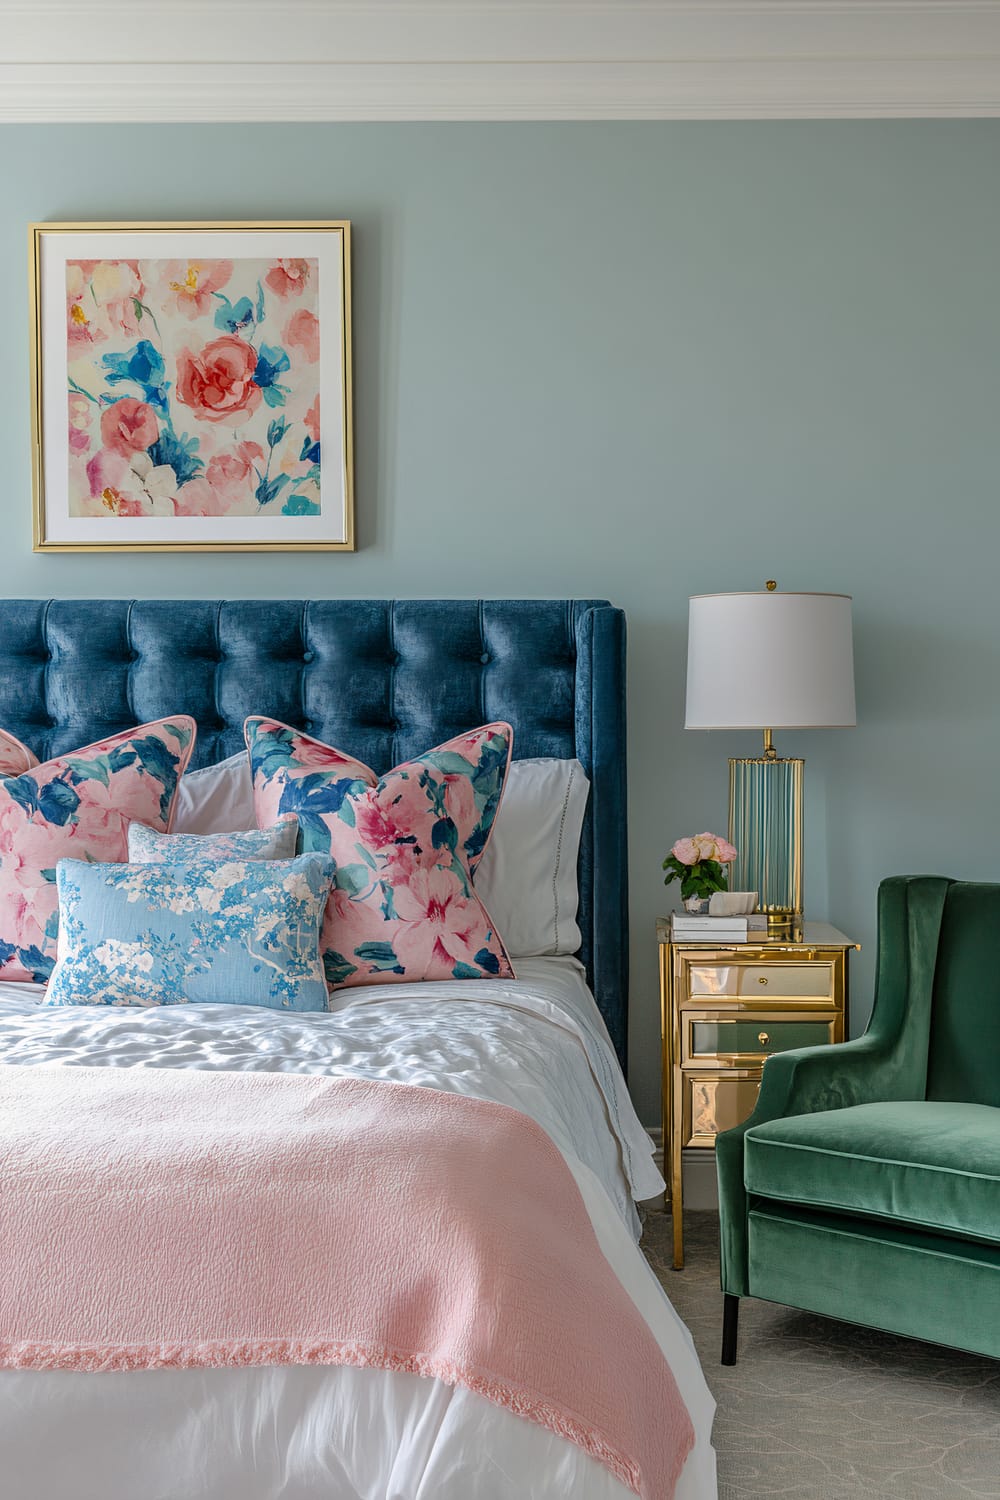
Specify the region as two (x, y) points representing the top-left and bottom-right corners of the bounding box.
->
(65, 256), (322, 520)
(31, 223), (353, 551)
(245, 718), (515, 991)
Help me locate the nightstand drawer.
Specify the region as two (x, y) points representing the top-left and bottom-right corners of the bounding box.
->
(685, 1015), (836, 1065)
(686, 962), (834, 1001)
(683, 1072), (762, 1147)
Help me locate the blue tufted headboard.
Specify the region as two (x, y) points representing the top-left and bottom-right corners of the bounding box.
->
(0, 599), (628, 1065)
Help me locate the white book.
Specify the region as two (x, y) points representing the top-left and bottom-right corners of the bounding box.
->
(672, 925), (748, 935)
(672, 920), (748, 941)
(672, 914), (748, 932)
(673, 931), (749, 944)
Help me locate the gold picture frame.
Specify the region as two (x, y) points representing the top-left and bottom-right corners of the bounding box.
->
(30, 220), (354, 552)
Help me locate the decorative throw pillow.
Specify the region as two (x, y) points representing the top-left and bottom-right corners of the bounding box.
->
(128, 821), (297, 863)
(0, 729), (38, 779)
(0, 717), (196, 983)
(45, 853), (334, 1011)
(245, 718), (515, 990)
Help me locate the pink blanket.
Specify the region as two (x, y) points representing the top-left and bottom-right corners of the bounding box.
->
(0, 1066), (694, 1499)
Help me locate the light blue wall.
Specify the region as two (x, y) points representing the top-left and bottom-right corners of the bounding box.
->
(3, 122), (999, 1123)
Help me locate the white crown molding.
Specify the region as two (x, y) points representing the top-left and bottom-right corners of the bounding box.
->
(4, 1), (1000, 121)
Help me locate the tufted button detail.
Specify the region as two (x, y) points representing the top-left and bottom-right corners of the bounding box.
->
(302, 650), (314, 664)
(480, 652), (491, 665)
(303, 719), (315, 732)
(387, 652), (400, 667)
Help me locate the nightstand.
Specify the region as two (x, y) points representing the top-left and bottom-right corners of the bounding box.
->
(658, 919), (858, 1269)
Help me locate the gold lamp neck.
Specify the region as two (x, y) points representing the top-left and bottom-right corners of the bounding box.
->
(763, 583), (779, 760)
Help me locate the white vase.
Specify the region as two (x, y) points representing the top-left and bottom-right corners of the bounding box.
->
(683, 896), (710, 914)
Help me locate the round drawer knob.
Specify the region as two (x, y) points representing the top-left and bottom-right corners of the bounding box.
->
(758, 976), (768, 985)
(758, 1031), (770, 1046)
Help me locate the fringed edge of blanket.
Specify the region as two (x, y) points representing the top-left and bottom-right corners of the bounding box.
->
(0, 1337), (687, 1499)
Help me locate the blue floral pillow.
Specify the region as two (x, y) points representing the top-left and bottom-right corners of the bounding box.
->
(45, 854), (334, 1012)
(128, 821), (297, 863)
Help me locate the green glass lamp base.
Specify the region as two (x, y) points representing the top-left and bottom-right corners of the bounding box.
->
(728, 753), (804, 920)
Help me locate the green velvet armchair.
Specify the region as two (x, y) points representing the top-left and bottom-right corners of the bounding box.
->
(716, 875), (1000, 1365)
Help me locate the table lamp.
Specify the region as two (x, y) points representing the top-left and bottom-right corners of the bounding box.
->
(684, 583), (856, 928)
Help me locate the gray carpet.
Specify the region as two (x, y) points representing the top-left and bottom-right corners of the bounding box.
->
(640, 1210), (1000, 1500)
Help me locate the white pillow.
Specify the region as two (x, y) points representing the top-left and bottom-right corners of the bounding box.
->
(475, 758), (589, 958)
(173, 752), (255, 835)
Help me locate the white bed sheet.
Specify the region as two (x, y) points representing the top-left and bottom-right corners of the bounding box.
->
(0, 959), (717, 1500)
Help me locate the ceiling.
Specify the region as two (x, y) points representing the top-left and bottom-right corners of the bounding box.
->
(4, 0), (1000, 122)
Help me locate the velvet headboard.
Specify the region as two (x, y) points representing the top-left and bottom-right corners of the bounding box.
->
(0, 598), (628, 1065)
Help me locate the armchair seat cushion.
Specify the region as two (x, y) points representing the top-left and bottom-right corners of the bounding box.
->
(745, 1101), (1000, 1243)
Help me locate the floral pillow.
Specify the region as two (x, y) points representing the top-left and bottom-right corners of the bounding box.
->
(128, 821), (297, 864)
(0, 729), (38, 779)
(45, 853), (333, 1012)
(245, 718), (514, 990)
(0, 717), (196, 983)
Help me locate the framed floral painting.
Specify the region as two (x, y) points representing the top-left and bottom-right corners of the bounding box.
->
(29, 221), (353, 551)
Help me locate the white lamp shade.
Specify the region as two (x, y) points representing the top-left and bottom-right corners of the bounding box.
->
(685, 591), (856, 730)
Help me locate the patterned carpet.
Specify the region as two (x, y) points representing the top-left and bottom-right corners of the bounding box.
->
(640, 1210), (1000, 1500)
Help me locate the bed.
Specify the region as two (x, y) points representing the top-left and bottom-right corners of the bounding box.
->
(0, 598), (716, 1500)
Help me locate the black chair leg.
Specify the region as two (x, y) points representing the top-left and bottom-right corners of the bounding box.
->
(721, 1293), (739, 1365)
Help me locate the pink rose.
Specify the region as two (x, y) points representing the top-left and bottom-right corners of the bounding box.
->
(672, 832), (737, 865)
(100, 398), (159, 457)
(265, 258), (312, 299)
(207, 452), (249, 484)
(284, 308), (320, 362)
(176, 336), (261, 425)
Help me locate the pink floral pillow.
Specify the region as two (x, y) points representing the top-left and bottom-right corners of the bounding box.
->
(0, 717), (196, 983)
(0, 729), (38, 779)
(245, 718), (514, 990)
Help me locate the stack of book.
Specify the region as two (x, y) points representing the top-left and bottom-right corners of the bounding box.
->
(671, 912), (760, 943)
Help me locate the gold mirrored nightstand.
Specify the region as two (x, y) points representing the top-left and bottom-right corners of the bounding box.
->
(658, 919), (858, 1269)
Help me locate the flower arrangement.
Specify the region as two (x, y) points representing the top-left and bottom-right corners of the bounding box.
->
(662, 832), (738, 904)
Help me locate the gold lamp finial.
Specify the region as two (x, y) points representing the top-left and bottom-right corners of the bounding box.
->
(765, 579), (777, 592)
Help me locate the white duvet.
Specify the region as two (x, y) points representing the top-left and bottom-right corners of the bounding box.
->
(0, 959), (717, 1500)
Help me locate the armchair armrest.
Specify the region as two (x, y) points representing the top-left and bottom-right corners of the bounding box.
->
(742, 1031), (892, 1123)
(717, 875), (954, 1296)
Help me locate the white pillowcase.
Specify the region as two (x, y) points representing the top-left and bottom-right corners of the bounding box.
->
(174, 750), (589, 959)
(173, 752), (255, 835)
(474, 758), (589, 958)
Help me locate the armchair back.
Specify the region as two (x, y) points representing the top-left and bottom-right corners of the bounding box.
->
(926, 882), (1000, 1106)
